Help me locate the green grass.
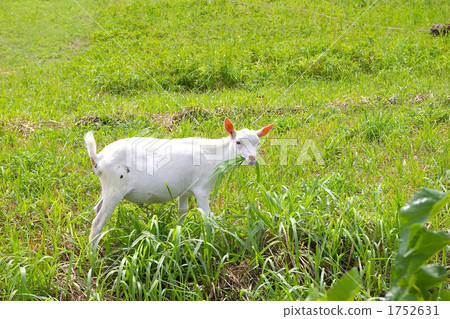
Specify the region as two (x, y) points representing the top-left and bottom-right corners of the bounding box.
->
(0, 0), (449, 300)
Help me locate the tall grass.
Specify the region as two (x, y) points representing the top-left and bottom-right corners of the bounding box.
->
(0, 0), (448, 300)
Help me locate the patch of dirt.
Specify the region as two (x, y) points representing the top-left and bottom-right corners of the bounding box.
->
(410, 93), (434, 104)
(2, 119), (67, 138)
(210, 259), (260, 300)
(326, 95), (371, 111)
(75, 115), (100, 126)
(216, 105), (303, 120)
(17, 121), (37, 136)
(264, 231), (316, 279)
(75, 114), (128, 127)
(71, 39), (89, 50)
(388, 96), (398, 105)
(151, 106), (212, 131)
(45, 120), (67, 129)
(209, 233), (318, 300)
(149, 104), (303, 130)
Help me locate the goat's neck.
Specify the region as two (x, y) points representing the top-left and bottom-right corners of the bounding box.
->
(195, 137), (237, 166)
(222, 137), (237, 162)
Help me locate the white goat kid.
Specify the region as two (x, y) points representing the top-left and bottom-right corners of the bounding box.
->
(84, 118), (273, 241)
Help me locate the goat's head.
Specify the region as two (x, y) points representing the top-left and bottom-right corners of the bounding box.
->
(224, 117), (274, 165)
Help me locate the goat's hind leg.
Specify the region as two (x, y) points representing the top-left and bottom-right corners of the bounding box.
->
(93, 198), (103, 215)
(89, 192), (124, 241)
(178, 194), (189, 220)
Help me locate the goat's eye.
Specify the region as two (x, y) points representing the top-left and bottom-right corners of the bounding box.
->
(236, 141), (241, 145)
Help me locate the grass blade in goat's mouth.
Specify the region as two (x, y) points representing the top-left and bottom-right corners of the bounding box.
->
(211, 157), (245, 203)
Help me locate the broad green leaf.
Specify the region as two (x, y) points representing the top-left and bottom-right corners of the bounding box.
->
(398, 224), (421, 255)
(306, 287), (320, 301)
(399, 188), (448, 229)
(386, 285), (417, 301)
(415, 264), (448, 296)
(388, 188), (450, 301)
(394, 228), (450, 279)
(439, 288), (450, 301)
(412, 228), (450, 252)
(323, 268), (361, 301)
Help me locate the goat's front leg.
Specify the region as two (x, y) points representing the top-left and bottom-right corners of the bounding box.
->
(194, 191), (212, 215)
(89, 194), (123, 241)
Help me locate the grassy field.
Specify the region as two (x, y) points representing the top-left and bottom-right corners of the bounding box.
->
(0, 0), (449, 300)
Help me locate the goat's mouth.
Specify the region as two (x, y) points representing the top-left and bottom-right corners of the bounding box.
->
(245, 160), (257, 166)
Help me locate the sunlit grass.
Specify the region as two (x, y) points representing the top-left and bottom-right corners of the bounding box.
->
(0, 0), (448, 300)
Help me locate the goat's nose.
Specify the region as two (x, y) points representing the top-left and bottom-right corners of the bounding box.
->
(248, 155), (256, 162)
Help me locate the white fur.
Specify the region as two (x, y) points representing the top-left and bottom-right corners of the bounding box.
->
(84, 118), (273, 241)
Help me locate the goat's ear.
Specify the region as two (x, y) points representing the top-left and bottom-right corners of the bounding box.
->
(224, 118), (236, 137)
(256, 123), (274, 137)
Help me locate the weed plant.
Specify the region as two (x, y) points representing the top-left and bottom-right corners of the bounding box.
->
(0, 0), (449, 300)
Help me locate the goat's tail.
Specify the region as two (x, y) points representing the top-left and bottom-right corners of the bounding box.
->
(84, 131), (98, 163)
